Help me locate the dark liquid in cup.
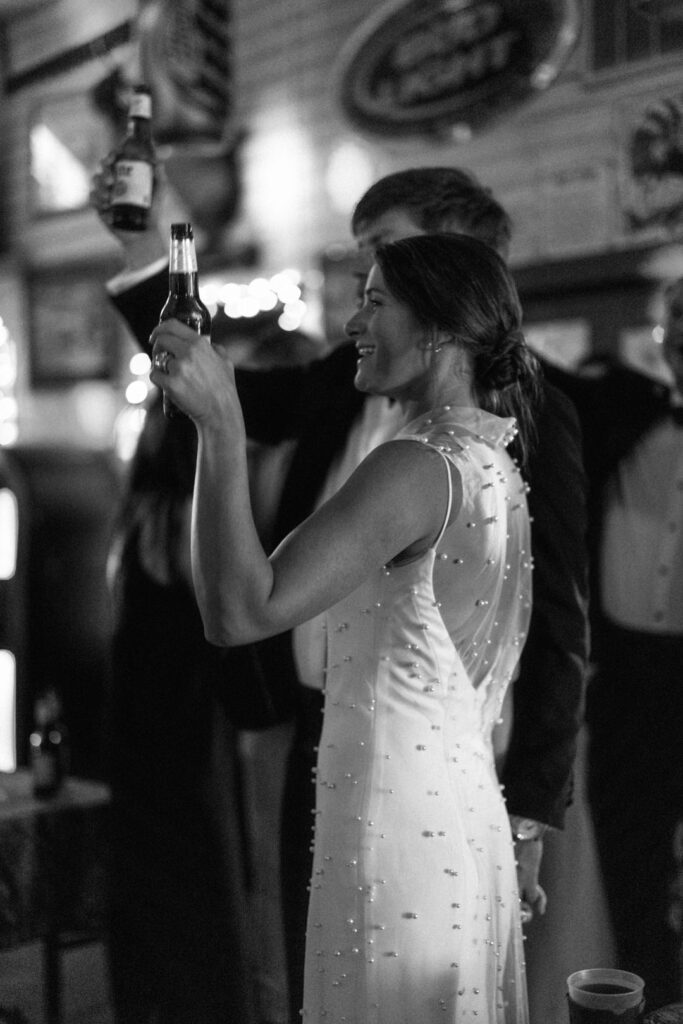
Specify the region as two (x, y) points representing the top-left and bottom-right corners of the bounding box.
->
(567, 982), (643, 1024)
(580, 984), (632, 995)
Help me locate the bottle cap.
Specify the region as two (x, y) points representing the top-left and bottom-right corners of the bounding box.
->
(129, 89), (152, 119)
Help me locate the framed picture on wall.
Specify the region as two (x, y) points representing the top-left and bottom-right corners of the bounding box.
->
(28, 263), (122, 387)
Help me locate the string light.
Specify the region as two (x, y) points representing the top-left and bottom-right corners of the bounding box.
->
(206, 268), (307, 327)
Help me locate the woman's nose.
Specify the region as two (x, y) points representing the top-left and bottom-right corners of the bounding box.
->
(345, 308), (365, 339)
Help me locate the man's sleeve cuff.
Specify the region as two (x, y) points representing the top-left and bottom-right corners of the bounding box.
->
(107, 257), (169, 296)
(509, 815), (550, 841)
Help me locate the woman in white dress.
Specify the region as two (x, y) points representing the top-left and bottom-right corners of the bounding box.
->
(150, 233), (542, 1024)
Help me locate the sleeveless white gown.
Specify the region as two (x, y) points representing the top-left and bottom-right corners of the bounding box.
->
(302, 406), (532, 1024)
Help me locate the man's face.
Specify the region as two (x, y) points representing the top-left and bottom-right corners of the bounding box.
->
(663, 281), (683, 396)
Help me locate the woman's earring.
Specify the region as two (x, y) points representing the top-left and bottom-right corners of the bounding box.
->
(421, 329), (444, 353)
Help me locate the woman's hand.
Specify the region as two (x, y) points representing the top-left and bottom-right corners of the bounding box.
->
(149, 319), (241, 432)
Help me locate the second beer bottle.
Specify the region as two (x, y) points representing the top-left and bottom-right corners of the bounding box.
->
(111, 84), (156, 232)
(159, 222), (212, 418)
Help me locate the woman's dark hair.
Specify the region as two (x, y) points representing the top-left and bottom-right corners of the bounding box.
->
(113, 394), (198, 586)
(374, 233), (542, 468)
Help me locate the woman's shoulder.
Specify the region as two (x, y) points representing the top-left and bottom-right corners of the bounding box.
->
(396, 406), (517, 459)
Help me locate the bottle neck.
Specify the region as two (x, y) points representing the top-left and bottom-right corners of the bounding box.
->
(168, 271), (201, 297)
(169, 235), (199, 275)
(127, 116), (152, 142)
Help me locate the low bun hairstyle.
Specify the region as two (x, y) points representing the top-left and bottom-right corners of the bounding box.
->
(374, 233), (542, 468)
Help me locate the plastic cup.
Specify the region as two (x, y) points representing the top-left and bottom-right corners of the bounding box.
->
(567, 969), (645, 1023)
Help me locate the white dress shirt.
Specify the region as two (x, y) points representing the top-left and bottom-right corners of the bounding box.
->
(601, 407), (683, 635)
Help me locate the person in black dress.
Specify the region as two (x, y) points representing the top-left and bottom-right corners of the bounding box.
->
(107, 396), (257, 1024)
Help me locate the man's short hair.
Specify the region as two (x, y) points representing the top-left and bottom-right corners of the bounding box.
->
(351, 167), (512, 257)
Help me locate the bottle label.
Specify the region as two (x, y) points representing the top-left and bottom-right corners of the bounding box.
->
(112, 160), (153, 209)
(129, 93), (152, 119)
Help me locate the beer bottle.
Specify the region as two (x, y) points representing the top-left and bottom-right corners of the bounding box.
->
(159, 222), (212, 418)
(30, 689), (70, 799)
(111, 84), (156, 232)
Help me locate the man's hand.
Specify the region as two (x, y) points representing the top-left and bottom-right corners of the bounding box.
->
(89, 153), (166, 271)
(510, 815), (548, 924)
(515, 836), (547, 924)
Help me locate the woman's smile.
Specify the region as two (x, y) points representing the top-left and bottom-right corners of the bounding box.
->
(345, 265), (430, 402)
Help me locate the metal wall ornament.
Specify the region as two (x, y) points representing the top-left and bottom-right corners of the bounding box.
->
(621, 92), (683, 235)
(137, 0), (234, 148)
(136, 0), (246, 251)
(335, 0), (582, 141)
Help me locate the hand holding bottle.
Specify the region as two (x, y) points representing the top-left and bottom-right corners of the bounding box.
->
(150, 318), (240, 430)
(149, 226), (236, 429)
(90, 152), (167, 268)
(89, 84), (166, 269)
(157, 223), (212, 418)
(91, 154), (166, 260)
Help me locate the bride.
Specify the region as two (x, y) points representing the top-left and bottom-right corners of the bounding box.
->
(150, 232), (542, 1023)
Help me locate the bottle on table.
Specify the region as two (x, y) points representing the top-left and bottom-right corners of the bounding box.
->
(30, 689), (70, 798)
(111, 84), (156, 232)
(159, 222), (212, 418)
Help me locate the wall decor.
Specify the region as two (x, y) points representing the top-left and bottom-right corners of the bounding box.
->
(335, 0), (582, 140)
(138, 0), (234, 147)
(619, 91), (683, 236)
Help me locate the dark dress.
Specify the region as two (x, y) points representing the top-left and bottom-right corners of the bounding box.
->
(107, 397), (256, 1024)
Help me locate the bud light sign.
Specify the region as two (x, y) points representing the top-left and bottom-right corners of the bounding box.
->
(336, 0), (581, 138)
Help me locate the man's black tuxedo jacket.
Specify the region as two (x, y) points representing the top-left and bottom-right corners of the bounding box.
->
(111, 269), (589, 829)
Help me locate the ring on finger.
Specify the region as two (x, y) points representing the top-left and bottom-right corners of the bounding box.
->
(153, 350), (172, 374)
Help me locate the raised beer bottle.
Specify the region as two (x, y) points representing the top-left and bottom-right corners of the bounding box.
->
(111, 84), (156, 231)
(159, 222), (212, 418)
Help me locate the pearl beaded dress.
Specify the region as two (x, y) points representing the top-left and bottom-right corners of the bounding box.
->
(302, 407), (532, 1024)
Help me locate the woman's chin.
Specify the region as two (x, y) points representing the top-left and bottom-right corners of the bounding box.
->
(353, 369), (376, 394)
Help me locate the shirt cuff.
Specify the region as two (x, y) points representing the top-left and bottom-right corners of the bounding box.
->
(508, 815), (550, 841)
(107, 257), (168, 296)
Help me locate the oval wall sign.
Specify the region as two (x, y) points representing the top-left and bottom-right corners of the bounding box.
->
(336, 0), (581, 139)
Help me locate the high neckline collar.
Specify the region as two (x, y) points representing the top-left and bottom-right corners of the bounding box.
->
(399, 404), (518, 448)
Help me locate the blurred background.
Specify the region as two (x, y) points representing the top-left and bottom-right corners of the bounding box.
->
(0, 0), (681, 1019)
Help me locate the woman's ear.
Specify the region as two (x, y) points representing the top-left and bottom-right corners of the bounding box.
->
(437, 329), (458, 350)
(420, 327), (455, 353)
(433, 328), (458, 353)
